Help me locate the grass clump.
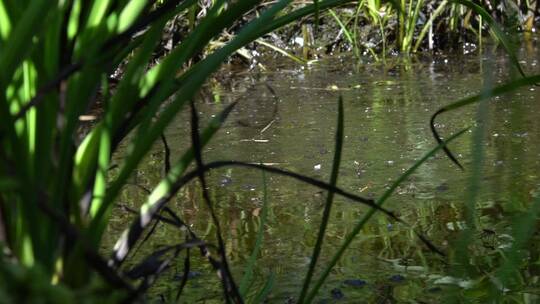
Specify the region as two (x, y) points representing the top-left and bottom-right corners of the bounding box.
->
(0, 0), (357, 302)
(1, 0), (539, 303)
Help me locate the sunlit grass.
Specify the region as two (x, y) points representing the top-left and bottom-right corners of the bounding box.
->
(0, 0), (538, 302)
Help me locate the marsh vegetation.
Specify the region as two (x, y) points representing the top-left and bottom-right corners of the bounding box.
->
(1, 1), (540, 303)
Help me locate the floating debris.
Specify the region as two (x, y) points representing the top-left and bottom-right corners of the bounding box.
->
(389, 274), (405, 282)
(173, 271), (202, 281)
(220, 176), (233, 187)
(79, 115), (97, 121)
(427, 287), (442, 293)
(239, 138), (269, 143)
(331, 288), (344, 299)
(432, 276), (474, 289)
(435, 183), (449, 192)
(343, 279), (367, 287)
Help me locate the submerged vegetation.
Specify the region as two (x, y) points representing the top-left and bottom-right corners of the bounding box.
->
(0, 0), (540, 303)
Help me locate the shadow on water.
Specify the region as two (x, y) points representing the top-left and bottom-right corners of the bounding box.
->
(104, 44), (540, 302)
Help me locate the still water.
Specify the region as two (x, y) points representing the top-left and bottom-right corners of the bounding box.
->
(106, 46), (540, 303)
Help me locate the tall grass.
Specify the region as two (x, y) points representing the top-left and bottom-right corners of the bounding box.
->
(0, 0), (360, 301)
(297, 0), (536, 58)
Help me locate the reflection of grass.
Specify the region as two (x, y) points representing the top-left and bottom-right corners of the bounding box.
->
(239, 171), (275, 303)
(299, 73), (540, 302)
(429, 69), (540, 302)
(303, 123), (469, 303)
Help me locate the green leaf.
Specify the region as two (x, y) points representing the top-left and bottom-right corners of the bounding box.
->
(0, 0), (11, 40)
(85, 0), (112, 29)
(117, 0), (147, 33)
(100, 0), (292, 229)
(0, 0), (50, 88)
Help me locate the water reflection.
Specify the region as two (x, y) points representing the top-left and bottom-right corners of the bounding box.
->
(105, 47), (540, 302)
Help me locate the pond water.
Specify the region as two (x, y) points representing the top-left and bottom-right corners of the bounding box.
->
(105, 44), (540, 303)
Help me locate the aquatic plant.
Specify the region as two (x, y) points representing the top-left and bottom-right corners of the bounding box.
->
(0, 0), (362, 301)
(429, 71), (540, 302)
(289, 0), (537, 58)
(1, 0), (539, 303)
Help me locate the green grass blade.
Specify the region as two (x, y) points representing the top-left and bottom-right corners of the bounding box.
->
(328, 9), (354, 46)
(67, 0), (82, 41)
(496, 193), (540, 289)
(251, 272), (275, 304)
(298, 96), (344, 303)
(452, 68), (494, 276)
(89, 77), (112, 217)
(108, 0), (294, 265)
(305, 128), (469, 303)
(413, 0), (448, 52)
(100, 0), (255, 163)
(72, 1), (197, 188)
(138, 0), (255, 97)
(239, 170), (270, 296)
(0, 0), (11, 41)
(1, 55), (46, 268)
(430, 74), (540, 168)
(72, 19), (166, 205)
(0, 0), (49, 87)
(100, 0), (292, 229)
(108, 103), (237, 265)
(451, 0), (527, 78)
(437, 74), (540, 112)
(117, 0), (147, 33)
(255, 39), (306, 64)
(85, 0), (112, 29)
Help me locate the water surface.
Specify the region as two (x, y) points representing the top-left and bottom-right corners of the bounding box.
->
(106, 46), (540, 303)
